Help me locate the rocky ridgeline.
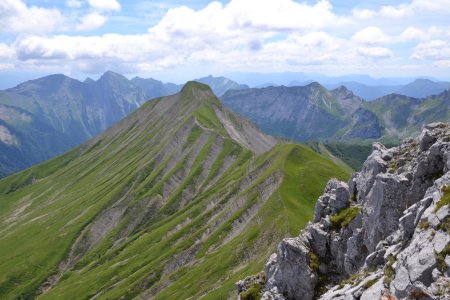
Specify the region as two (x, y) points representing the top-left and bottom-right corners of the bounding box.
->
(237, 123), (450, 300)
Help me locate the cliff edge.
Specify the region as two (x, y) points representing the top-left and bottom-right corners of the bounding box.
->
(238, 122), (450, 300)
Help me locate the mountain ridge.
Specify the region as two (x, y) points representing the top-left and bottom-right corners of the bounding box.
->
(0, 82), (348, 299)
(221, 82), (449, 142)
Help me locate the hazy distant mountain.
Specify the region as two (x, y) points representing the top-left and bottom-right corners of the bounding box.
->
(255, 83), (280, 88)
(221, 83), (449, 142)
(0, 71), (180, 176)
(325, 78), (450, 101)
(395, 78), (450, 98)
(221, 83), (367, 141)
(325, 82), (401, 100)
(366, 90), (450, 138)
(131, 76), (181, 98)
(194, 75), (249, 96)
(225, 71), (421, 87)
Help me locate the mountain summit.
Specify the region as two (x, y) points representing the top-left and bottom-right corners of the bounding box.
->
(0, 83), (348, 299)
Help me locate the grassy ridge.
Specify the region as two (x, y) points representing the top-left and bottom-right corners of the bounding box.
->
(0, 83), (349, 299)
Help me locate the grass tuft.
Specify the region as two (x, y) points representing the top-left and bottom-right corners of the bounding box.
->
(435, 185), (450, 212)
(436, 244), (450, 273)
(329, 206), (361, 230)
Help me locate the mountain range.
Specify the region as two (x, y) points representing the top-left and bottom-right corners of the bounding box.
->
(221, 83), (449, 142)
(0, 82), (348, 299)
(325, 78), (450, 101)
(0, 71), (449, 178)
(0, 72), (247, 177)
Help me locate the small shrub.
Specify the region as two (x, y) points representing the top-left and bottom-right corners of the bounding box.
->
(239, 272), (265, 300)
(330, 206), (361, 230)
(383, 265), (394, 286)
(364, 278), (378, 289)
(315, 274), (329, 297)
(309, 251), (320, 273)
(419, 219), (429, 230)
(437, 216), (450, 233)
(239, 283), (263, 300)
(436, 243), (450, 273)
(435, 185), (450, 212)
(337, 271), (369, 289)
(383, 254), (396, 286)
(390, 161), (398, 173)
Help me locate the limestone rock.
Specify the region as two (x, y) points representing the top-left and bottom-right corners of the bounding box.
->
(237, 123), (450, 300)
(265, 238), (317, 300)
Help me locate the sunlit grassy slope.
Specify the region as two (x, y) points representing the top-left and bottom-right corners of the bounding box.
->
(0, 82), (348, 299)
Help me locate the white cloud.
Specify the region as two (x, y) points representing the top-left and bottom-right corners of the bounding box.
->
(400, 26), (450, 42)
(352, 0), (450, 20)
(380, 4), (413, 18)
(76, 12), (107, 31)
(410, 0), (450, 12)
(1, 0), (450, 77)
(400, 27), (428, 41)
(351, 8), (376, 20)
(352, 27), (390, 44)
(357, 47), (393, 59)
(150, 0), (350, 40)
(380, 0), (450, 18)
(67, 0), (83, 8)
(412, 40), (450, 60)
(0, 0), (63, 34)
(434, 60), (450, 68)
(0, 43), (14, 59)
(0, 63), (13, 70)
(88, 0), (121, 11)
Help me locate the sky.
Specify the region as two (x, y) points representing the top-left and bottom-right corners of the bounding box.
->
(0, 0), (450, 85)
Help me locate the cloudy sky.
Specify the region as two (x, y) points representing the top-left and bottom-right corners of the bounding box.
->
(1, 0), (450, 85)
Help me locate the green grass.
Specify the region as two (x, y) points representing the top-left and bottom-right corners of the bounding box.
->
(330, 206), (361, 230)
(436, 185), (450, 212)
(383, 254), (396, 286)
(437, 244), (450, 273)
(309, 251), (319, 273)
(323, 143), (372, 171)
(419, 218), (430, 230)
(239, 283), (263, 300)
(364, 278), (378, 289)
(0, 86), (349, 300)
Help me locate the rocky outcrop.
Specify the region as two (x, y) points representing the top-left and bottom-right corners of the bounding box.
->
(238, 122), (450, 300)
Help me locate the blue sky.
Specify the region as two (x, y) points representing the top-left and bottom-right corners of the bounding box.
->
(0, 0), (450, 85)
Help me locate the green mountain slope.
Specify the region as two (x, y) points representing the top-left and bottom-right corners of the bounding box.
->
(0, 82), (348, 299)
(366, 90), (450, 138)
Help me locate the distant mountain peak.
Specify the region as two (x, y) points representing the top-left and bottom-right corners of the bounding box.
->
(84, 77), (95, 84)
(411, 78), (434, 83)
(98, 70), (128, 82)
(305, 81), (325, 90)
(27, 73), (74, 85)
(332, 85), (356, 98)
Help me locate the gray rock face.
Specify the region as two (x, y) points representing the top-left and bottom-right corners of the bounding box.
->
(265, 238), (317, 300)
(314, 179), (350, 222)
(240, 123), (450, 300)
